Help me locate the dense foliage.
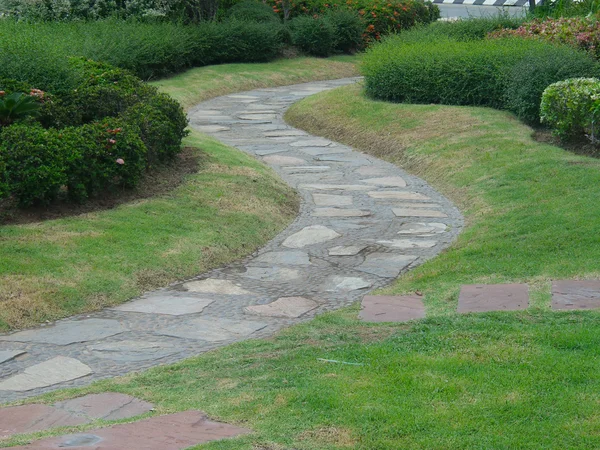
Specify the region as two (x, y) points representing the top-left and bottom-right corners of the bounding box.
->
(0, 59), (187, 206)
(541, 78), (600, 141)
(362, 20), (600, 124)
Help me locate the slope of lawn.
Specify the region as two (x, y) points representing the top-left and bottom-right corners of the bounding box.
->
(5, 81), (600, 450)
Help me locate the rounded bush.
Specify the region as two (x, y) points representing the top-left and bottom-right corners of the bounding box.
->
(227, 0), (280, 22)
(325, 9), (364, 53)
(290, 15), (336, 57)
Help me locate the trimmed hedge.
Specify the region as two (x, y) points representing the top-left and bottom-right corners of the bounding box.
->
(362, 36), (600, 123)
(0, 59), (188, 206)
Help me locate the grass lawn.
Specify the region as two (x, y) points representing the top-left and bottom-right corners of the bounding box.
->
(5, 80), (600, 449)
(0, 57), (360, 331)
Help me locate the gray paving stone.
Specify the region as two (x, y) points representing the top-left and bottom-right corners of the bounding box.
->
(241, 267), (301, 282)
(255, 148), (289, 156)
(262, 155), (307, 165)
(239, 114), (276, 120)
(191, 110), (222, 116)
(0, 350), (25, 364)
(393, 202), (442, 209)
(298, 147), (351, 156)
(86, 341), (179, 362)
(393, 208), (448, 218)
(360, 295), (426, 323)
(312, 208), (371, 217)
(312, 194), (353, 207)
(357, 253), (418, 278)
(328, 245), (366, 256)
(458, 284), (529, 313)
(360, 176), (407, 188)
(289, 139), (333, 147)
(227, 94), (260, 99)
(315, 155), (370, 165)
(0, 357), (92, 391)
(355, 166), (390, 176)
(155, 318), (268, 342)
(1, 319), (126, 346)
(183, 279), (251, 295)
(254, 251), (310, 266)
(282, 225), (340, 248)
(264, 130), (307, 137)
(283, 165), (330, 173)
(397, 222), (448, 235)
(376, 239), (437, 249)
(113, 294), (214, 316)
(368, 191), (431, 201)
(299, 184), (371, 191)
(325, 276), (372, 292)
(245, 297), (318, 318)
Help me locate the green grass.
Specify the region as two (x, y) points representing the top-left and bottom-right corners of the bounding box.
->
(5, 77), (600, 449)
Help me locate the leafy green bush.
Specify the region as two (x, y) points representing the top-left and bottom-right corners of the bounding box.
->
(540, 78), (600, 141)
(208, 20), (285, 63)
(290, 15), (336, 57)
(227, 0), (280, 22)
(325, 9), (364, 53)
(362, 36), (599, 122)
(504, 48), (599, 124)
(418, 14), (525, 42)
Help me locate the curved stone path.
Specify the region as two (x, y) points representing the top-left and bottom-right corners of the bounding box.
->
(0, 78), (463, 404)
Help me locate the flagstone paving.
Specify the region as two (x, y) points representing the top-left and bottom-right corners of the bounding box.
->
(0, 78), (463, 403)
(457, 284), (529, 313)
(360, 295), (426, 323)
(552, 280), (600, 310)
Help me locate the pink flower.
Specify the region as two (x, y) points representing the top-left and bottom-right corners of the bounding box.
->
(116, 158), (125, 165)
(108, 139), (116, 145)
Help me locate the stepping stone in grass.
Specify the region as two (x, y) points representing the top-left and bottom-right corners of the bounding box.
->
(312, 193), (353, 207)
(282, 225), (340, 248)
(0, 356), (92, 392)
(245, 297), (319, 318)
(360, 176), (407, 188)
(552, 280), (600, 310)
(0, 318), (126, 346)
(112, 293), (214, 316)
(53, 393), (154, 422)
(359, 295), (426, 323)
(392, 208), (448, 218)
(9, 411), (250, 450)
(458, 284), (529, 313)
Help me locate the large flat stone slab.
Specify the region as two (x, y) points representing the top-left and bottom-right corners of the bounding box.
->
(357, 253), (417, 278)
(11, 411), (250, 450)
(360, 295), (426, 322)
(458, 284), (529, 313)
(368, 191), (431, 201)
(0, 404), (85, 438)
(290, 139), (333, 147)
(0, 356), (92, 392)
(183, 279), (251, 295)
(262, 155), (306, 165)
(360, 177), (407, 188)
(194, 125), (230, 133)
(245, 297), (318, 318)
(253, 251), (310, 266)
(0, 350), (25, 364)
(328, 245), (367, 256)
(552, 280), (600, 310)
(376, 239), (436, 249)
(393, 208), (448, 218)
(86, 341), (179, 362)
(241, 267), (300, 282)
(392, 202), (442, 209)
(298, 147), (350, 156)
(54, 393), (153, 421)
(264, 130), (307, 137)
(355, 166), (390, 176)
(325, 276), (372, 292)
(254, 148), (288, 156)
(155, 318), (267, 342)
(113, 294), (214, 316)
(283, 165), (330, 173)
(397, 222), (447, 235)
(282, 225), (340, 248)
(0, 319), (125, 346)
(299, 184), (371, 191)
(312, 194), (353, 207)
(312, 208), (371, 218)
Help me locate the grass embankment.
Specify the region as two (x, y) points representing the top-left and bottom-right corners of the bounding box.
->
(0, 57), (360, 331)
(6, 81), (600, 449)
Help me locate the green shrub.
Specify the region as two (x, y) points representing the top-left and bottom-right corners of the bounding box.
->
(290, 15), (335, 57)
(227, 0), (280, 22)
(325, 9), (364, 53)
(504, 48), (600, 124)
(362, 36), (599, 122)
(208, 20), (285, 63)
(540, 78), (600, 141)
(419, 15), (524, 41)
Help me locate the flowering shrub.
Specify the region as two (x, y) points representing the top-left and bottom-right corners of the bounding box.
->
(489, 16), (600, 59)
(540, 78), (600, 142)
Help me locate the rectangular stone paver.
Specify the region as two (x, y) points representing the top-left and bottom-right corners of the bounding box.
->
(360, 177), (407, 188)
(312, 194), (353, 207)
(245, 297), (318, 318)
(357, 253), (417, 278)
(0, 404), (85, 438)
(360, 295), (425, 322)
(552, 280), (600, 310)
(112, 294), (214, 316)
(393, 208), (448, 218)
(0, 356), (92, 392)
(368, 191), (431, 201)
(10, 411), (250, 449)
(458, 284), (529, 313)
(155, 318), (267, 342)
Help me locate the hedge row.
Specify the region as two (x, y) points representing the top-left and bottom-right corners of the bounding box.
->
(362, 35), (599, 123)
(0, 59), (188, 206)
